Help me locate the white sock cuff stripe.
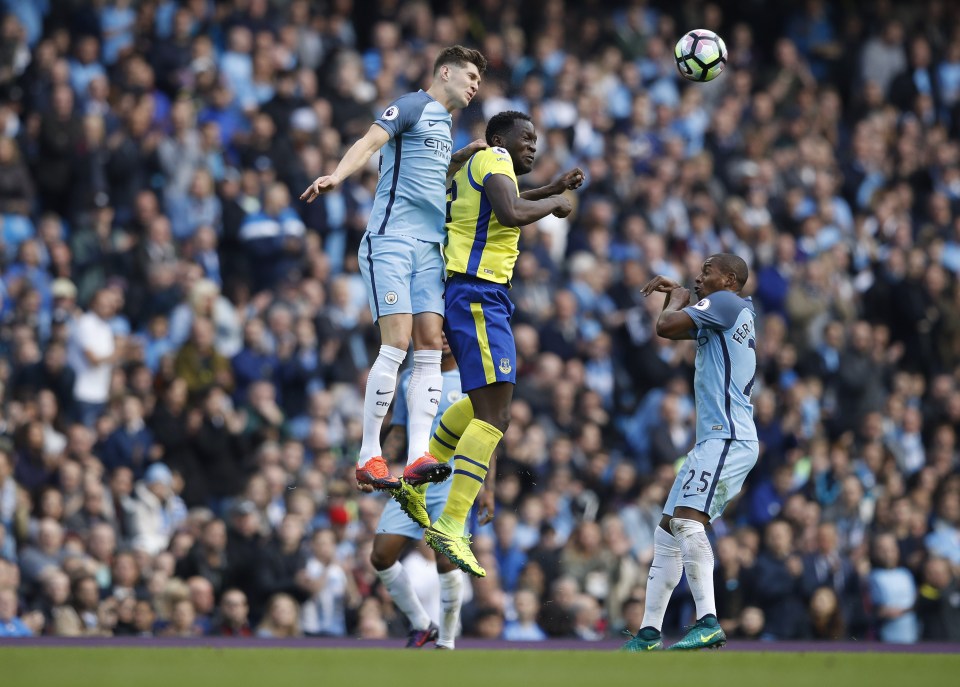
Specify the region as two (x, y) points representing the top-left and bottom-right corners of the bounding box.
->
(379, 345), (407, 364)
(413, 349), (442, 364)
(669, 517), (706, 538)
(654, 526), (681, 551)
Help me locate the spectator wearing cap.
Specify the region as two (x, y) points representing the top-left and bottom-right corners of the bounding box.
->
(129, 462), (187, 556)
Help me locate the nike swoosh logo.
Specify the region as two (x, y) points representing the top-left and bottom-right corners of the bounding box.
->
(428, 387), (441, 393)
(682, 493), (697, 498)
(645, 643), (660, 650)
(700, 630), (722, 643)
(375, 390), (392, 395)
(428, 121), (439, 127)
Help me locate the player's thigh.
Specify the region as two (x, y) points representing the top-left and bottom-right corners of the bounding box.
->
(410, 240), (445, 320)
(662, 455), (691, 519)
(443, 278), (516, 393)
(705, 440), (759, 520)
(370, 532), (412, 570)
(358, 233), (416, 321)
(677, 439), (759, 522)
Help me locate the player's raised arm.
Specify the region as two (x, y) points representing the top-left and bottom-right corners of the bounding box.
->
(300, 124), (390, 203)
(485, 173), (572, 226)
(642, 277), (695, 340)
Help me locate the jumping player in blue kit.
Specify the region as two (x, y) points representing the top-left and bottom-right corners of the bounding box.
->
(369, 337), (493, 649)
(622, 253), (759, 652)
(300, 46), (488, 496)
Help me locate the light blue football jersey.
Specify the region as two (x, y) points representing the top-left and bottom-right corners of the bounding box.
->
(368, 91), (453, 243)
(390, 367), (463, 434)
(683, 290), (758, 443)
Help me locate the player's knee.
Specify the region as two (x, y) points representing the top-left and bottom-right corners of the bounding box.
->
(494, 406), (511, 433)
(369, 547), (395, 571)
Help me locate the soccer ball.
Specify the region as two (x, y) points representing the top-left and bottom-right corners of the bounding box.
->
(674, 29), (728, 82)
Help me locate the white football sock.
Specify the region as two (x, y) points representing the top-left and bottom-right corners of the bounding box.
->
(437, 569), (463, 649)
(405, 349), (443, 464)
(640, 526), (684, 632)
(358, 345), (406, 466)
(375, 561), (431, 631)
(670, 517), (717, 620)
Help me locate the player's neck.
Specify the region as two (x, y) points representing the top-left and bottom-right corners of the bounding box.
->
(426, 83), (454, 112)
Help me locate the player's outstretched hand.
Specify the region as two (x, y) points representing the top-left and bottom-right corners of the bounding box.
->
(641, 275), (683, 296)
(356, 482), (374, 494)
(551, 195), (574, 218)
(300, 175), (341, 203)
(557, 167), (585, 191)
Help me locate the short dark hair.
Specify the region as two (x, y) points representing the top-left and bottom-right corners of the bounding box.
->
(433, 45), (487, 76)
(485, 110), (532, 146)
(710, 253), (749, 289)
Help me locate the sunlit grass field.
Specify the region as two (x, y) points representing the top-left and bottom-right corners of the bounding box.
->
(3, 647), (958, 687)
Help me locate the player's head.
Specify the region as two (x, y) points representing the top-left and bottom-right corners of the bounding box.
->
(485, 111), (536, 175)
(695, 253), (749, 298)
(432, 45), (486, 110)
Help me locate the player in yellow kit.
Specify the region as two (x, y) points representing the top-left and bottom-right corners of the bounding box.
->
(414, 111), (584, 576)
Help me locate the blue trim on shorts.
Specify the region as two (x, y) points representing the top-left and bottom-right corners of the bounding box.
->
(377, 134), (403, 234)
(365, 234), (379, 319)
(704, 439), (732, 514)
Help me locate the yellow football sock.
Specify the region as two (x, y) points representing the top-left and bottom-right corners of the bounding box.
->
(429, 397), (474, 463)
(437, 418), (502, 528)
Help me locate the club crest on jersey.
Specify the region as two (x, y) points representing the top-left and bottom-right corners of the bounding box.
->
(384, 291), (398, 305)
(693, 298), (711, 311)
(499, 358), (512, 374)
(381, 106), (399, 121)
(447, 390), (462, 404)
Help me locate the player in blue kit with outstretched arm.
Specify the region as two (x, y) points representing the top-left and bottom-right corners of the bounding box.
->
(300, 46), (487, 498)
(622, 253), (759, 652)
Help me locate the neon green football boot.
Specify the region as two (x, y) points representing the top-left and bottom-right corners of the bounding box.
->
(424, 516), (486, 578)
(393, 479), (430, 529)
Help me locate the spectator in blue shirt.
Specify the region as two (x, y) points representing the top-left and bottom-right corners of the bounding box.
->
(869, 532), (919, 643)
(0, 587), (33, 637)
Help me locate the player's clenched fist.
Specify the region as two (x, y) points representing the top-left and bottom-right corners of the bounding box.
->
(559, 168), (585, 190)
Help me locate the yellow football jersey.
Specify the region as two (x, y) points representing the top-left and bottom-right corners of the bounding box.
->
(444, 147), (519, 284)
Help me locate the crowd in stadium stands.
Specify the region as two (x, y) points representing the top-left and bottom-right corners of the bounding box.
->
(1, 0), (960, 644)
